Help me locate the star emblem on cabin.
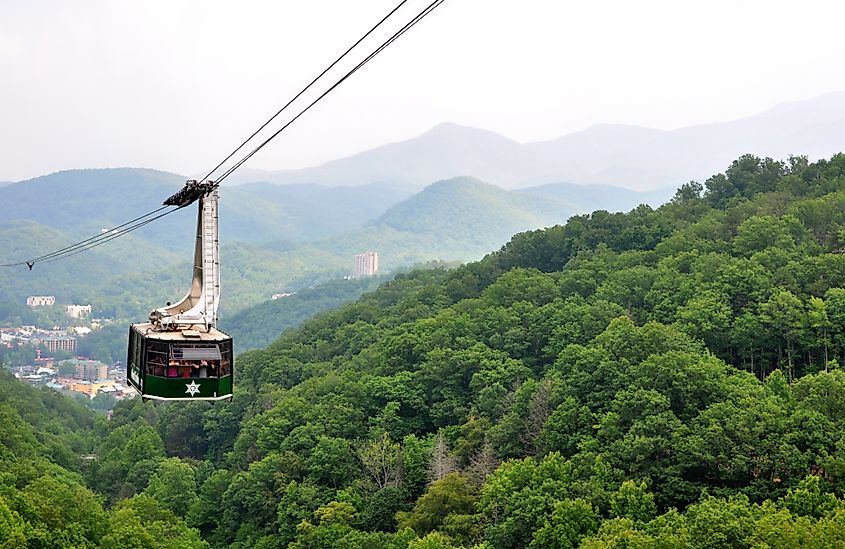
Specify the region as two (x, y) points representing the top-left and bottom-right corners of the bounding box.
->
(185, 381), (201, 397)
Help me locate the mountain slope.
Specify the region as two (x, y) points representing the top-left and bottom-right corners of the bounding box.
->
(114, 152), (845, 548)
(0, 219), (184, 309)
(227, 123), (532, 188)
(223, 277), (385, 351)
(264, 177), (581, 271)
(373, 177), (578, 251)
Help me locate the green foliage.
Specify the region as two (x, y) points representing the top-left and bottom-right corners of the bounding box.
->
(88, 422), (167, 502)
(478, 452), (574, 547)
(407, 531), (462, 549)
(396, 473), (476, 536)
(10, 155), (845, 546)
(529, 498), (599, 549)
(100, 494), (209, 549)
(610, 481), (657, 525)
(145, 458), (199, 517)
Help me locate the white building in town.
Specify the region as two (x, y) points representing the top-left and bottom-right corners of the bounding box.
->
(27, 295), (55, 307)
(66, 304), (92, 318)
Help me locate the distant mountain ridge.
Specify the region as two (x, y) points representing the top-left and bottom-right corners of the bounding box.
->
(371, 177), (578, 255)
(0, 169), (415, 248)
(0, 168), (669, 254)
(224, 92), (845, 190)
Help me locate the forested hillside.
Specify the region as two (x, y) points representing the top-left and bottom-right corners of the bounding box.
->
(8, 153), (845, 547)
(0, 371), (208, 547)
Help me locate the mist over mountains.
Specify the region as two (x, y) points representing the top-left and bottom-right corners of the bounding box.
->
(225, 92), (845, 190)
(0, 169), (416, 248)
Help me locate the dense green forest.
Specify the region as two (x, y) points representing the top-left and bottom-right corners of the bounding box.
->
(0, 370), (208, 547)
(8, 154), (845, 547)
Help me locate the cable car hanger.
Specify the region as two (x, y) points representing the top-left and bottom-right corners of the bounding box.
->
(151, 180), (220, 332)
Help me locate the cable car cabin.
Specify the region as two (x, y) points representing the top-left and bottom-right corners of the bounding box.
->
(128, 181), (232, 401)
(127, 323), (233, 401)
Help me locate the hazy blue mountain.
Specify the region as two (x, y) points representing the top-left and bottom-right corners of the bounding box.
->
(227, 92), (845, 190)
(0, 168), (185, 235)
(0, 168), (676, 292)
(225, 123), (531, 188)
(519, 182), (675, 212)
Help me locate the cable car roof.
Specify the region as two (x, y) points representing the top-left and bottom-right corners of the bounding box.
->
(131, 323), (231, 342)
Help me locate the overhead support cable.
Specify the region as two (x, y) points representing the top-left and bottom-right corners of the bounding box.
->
(213, 0), (447, 185)
(0, 205), (175, 267)
(198, 0), (412, 185)
(31, 207), (188, 266)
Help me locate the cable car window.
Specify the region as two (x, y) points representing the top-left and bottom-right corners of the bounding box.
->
(146, 339), (169, 377)
(171, 346), (222, 361)
(133, 334), (142, 371)
(166, 344), (222, 379)
(219, 340), (232, 376)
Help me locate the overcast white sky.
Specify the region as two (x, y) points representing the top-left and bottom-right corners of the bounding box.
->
(3, 0), (845, 181)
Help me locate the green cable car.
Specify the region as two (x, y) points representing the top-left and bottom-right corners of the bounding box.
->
(127, 325), (233, 401)
(127, 180), (234, 401)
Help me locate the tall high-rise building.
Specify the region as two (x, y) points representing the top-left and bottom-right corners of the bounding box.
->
(38, 336), (77, 353)
(355, 252), (379, 277)
(74, 359), (108, 382)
